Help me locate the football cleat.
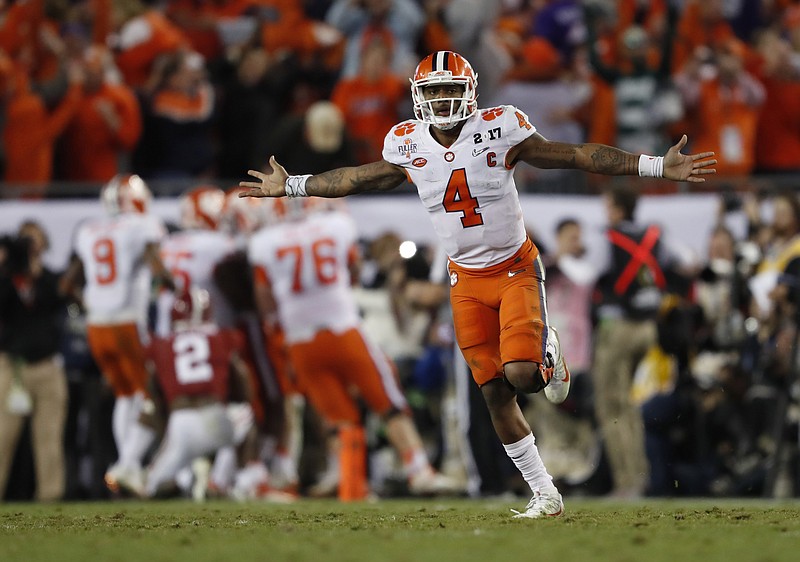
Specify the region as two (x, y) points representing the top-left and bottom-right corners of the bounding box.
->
(307, 467), (340, 498)
(105, 463), (145, 497)
(543, 327), (570, 404)
(511, 487), (564, 519)
(408, 467), (463, 496)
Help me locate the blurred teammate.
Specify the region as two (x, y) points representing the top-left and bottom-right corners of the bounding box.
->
(240, 51), (716, 517)
(158, 185), (238, 332)
(213, 188), (297, 496)
(61, 174), (172, 492)
(248, 198), (460, 496)
(143, 288), (252, 498)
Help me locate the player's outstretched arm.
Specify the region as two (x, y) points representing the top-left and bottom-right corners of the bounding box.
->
(239, 156), (407, 198)
(510, 133), (716, 182)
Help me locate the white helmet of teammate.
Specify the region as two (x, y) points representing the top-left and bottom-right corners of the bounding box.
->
(410, 51), (478, 130)
(101, 174), (152, 215)
(180, 185), (226, 230)
(220, 187), (272, 234)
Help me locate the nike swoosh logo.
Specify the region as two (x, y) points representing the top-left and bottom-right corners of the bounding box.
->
(472, 147), (490, 157)
(508, 269), (526, 277)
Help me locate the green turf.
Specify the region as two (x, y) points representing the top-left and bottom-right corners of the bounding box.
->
(2, 498), (799, 562)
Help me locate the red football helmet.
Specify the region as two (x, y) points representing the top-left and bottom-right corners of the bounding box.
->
(171, 288), (212, 331)
(411, 51), (478, 130)
(101, 174), (152, 215)
(180, 185), (226, 230)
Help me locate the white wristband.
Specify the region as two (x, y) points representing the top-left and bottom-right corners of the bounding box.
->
(638, 155), (664, 178)
(285, 175), (311, 198)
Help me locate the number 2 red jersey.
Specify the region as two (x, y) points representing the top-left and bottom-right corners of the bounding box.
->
(382, 105), (536, 269)
(149, 327), (242, 406)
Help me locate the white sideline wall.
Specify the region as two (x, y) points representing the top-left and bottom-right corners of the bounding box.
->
(0, 193), (748, 271)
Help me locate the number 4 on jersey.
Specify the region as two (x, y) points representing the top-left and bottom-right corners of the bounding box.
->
(442, 168), (484, 228)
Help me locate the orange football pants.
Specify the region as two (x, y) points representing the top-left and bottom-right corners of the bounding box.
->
(448, 238), (550, 386)
(287, 327), (408, 425)
(86, 323), (149, 397)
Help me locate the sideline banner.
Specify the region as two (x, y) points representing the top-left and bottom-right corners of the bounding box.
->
(0, 193), (745, 271)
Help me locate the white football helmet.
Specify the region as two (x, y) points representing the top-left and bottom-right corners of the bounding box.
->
(411, 51), (478, 130)
(101, 174), (152, 215)
(180, 185), (226, 230)
(220, 187), (274, 234)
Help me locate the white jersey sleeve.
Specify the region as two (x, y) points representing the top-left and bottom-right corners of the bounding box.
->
(381, 106), (536, 268)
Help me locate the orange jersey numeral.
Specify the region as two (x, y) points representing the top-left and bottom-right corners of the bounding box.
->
(92, 238), (117, 285)
(442, 169), (483, 228)
(276, 238), (339, 293)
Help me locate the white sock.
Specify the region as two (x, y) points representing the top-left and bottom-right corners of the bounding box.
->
(112, 396), (133, 457)
(503, 433), (556, 494)
(211, 446), (237, 491)
(175, 467), (194, 493)
(403, 448), (430, 479)
(120, 422), (155, 469)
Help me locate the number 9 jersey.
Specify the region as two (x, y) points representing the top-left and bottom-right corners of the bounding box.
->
(382, 105), (536, 269)
(74, 213), (166, 325)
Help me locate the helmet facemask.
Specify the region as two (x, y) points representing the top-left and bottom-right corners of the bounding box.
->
(411, 74), (478, 130)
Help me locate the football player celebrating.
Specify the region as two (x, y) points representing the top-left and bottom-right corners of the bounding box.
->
(240, 51), (717, 518)
(248, 198), (461, 496)
(157, 185), (238, 333)
(61, 174), (173, 493)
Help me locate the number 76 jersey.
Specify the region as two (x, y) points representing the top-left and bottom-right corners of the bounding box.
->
(248, 211), (361, 344)
(382, 105), (536, 269)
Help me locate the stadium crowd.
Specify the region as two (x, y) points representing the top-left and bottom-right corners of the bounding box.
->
(2, 0), (800, 503)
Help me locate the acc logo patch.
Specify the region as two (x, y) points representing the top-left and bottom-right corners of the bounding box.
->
(449, 271), (458, 287)
(412, 157), (427, 167)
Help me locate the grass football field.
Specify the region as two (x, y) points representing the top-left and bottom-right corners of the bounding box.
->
(2, 498), (799, 562)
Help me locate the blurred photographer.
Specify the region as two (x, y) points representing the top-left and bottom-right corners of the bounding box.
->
(0, 221), (68, 502)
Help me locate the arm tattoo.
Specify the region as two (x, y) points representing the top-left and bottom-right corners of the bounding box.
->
(588, 146), (638, 175)
(308, 161), (404, 197)
(532, 145), (578, 169)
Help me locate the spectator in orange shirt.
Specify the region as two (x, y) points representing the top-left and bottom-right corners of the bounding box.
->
(0, 0), (42, 60)
(60, 45), (142, 182)
(673, 0), (735, 71)
(256, 0), (342, 70)
(166, 0), (254, 63)
(331, 37), (407, 165)
(674, 38), (765, 177)
(108, 0), (187, 90)
(2, 58), (83, 190)
(753, 29), (800, 174)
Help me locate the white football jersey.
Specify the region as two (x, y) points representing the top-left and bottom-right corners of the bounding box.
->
(248, 211), (361, 344)
(159, 229), (240, 330)
(382, 105), (535, 268)
(74, 213), (166, 325)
